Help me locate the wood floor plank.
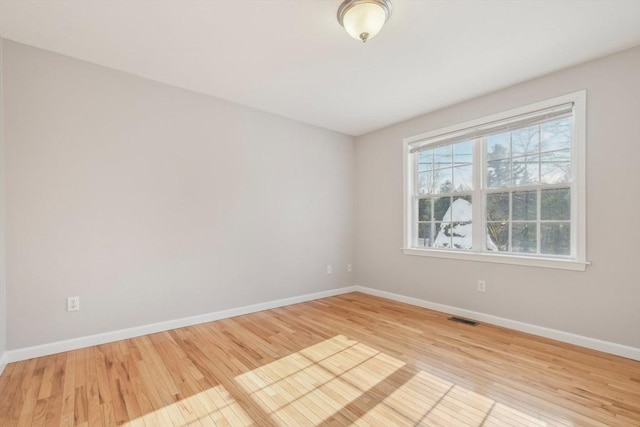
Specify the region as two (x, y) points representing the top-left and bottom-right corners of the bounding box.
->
(15, 359), (45, 427)
(4, 358), (39, 427)
(59, 351), (77, 427)
(40, 352), (68, 427)
(84, 347), (103, 427)
(0, 292), (638, 426)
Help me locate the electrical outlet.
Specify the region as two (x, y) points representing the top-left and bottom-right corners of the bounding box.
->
(477, 280), (486, 293)
(347, 263), (352, 272)
(67, 296), (80, 312)
(327, 265), (332, 274)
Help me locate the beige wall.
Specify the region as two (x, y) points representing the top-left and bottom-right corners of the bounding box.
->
(0, 37), (6, 358)
(354, 47), (640, 348)
(3, 38), (639, 353)
(3, 40), (355, 350)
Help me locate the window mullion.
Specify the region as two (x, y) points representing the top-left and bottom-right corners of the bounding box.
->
(411, 153), (419, 247)
(570, 180), (578, 258)
(415, 197), (424, 248)
(537, 188), (541, 255)
(430, 198), (435, 248)
(536, 127), (542, 256)
(413, 152), (418, 196)
(508, 192), (513, 252)
(472, 137), (484, 252)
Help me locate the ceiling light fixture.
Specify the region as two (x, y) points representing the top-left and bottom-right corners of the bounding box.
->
(337, 0), (392, 43)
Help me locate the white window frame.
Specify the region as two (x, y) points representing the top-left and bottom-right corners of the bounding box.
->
(402, 91), (588, 271)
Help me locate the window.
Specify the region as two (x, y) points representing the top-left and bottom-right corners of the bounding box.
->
(403, 92), (587, 271)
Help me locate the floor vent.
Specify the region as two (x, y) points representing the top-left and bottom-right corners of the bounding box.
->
(448, 316), (479, 326)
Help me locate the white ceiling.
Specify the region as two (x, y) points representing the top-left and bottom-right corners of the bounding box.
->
(1, 1), (639, 136)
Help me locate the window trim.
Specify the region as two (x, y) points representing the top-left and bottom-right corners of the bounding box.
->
(402, 91), (588, 271)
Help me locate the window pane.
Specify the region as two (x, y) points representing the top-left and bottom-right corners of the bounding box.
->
(541, 223), (570, 255)
(452, 222), (472, 249)
(433, 222), (451, 248)
(541, 150), (571, 184)
(418, 198), (432, 221)
(525, 155), (540, 184)
(433, 197), (472, 250)
(417, 171), (434, 195)
(418, 149), (434, 172)
(541, 188), (570, 220)
(486, 192), (509, 222)
(487, 133), (510, 160)
(452, 196), (472, 221)
(434, 145), (452, 169)
(453, 165), (473, 192)
(433, 168), (453, 193)
(435, 196), (473, 222)
(512, 222), (537, 253)
(511, 125), (539, 156)
(487, 159), (510, 188)
(540, 118), (571, 152)
(453, 140), (473, 166)
(487, 222), (508, 251)
(434, 197), (451, 221)
(512, 191), (537, 221)
(417, 222), (433, 248)
(512, 155), (539, 186)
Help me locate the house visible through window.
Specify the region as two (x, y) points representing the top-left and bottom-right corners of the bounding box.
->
(403, 92), (587, 270)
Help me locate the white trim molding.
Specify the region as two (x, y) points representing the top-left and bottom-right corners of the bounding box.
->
(3, 285), (638, 364)
(353, 286), (640, 361)
(402, 248), (590, 271)
(0, 352), (7, 375)
(5, 286), (357, 363)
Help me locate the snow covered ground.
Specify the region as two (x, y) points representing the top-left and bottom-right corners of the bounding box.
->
(433, 199), (498, 251)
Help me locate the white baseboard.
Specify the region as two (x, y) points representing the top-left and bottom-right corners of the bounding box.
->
(0, 352), (7, 375)
(5, 284), (639, 364)
(353, 286), (640, 361)
(6, 286), (358, 363)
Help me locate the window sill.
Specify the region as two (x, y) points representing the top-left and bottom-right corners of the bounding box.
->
(401, 248), (589, 271)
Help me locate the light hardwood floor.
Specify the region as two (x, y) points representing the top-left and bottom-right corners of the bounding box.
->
(0, 292), (638, 426)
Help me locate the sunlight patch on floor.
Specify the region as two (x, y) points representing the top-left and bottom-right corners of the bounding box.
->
(124, 383), (253, 427)
(355, 373), (550, 426)
(235, 335), (405, 425)
(126, 334), (566, 426)
(235, 335), (558, 427)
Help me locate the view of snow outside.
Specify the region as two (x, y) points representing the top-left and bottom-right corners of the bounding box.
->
(416, 117), (572, 256)
(431, 198), (498, 251)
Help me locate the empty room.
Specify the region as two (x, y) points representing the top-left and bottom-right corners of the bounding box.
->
(0, 0), (639, 426)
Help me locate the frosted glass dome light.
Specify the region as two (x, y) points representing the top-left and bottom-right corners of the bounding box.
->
(337, 0), (392, 43)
